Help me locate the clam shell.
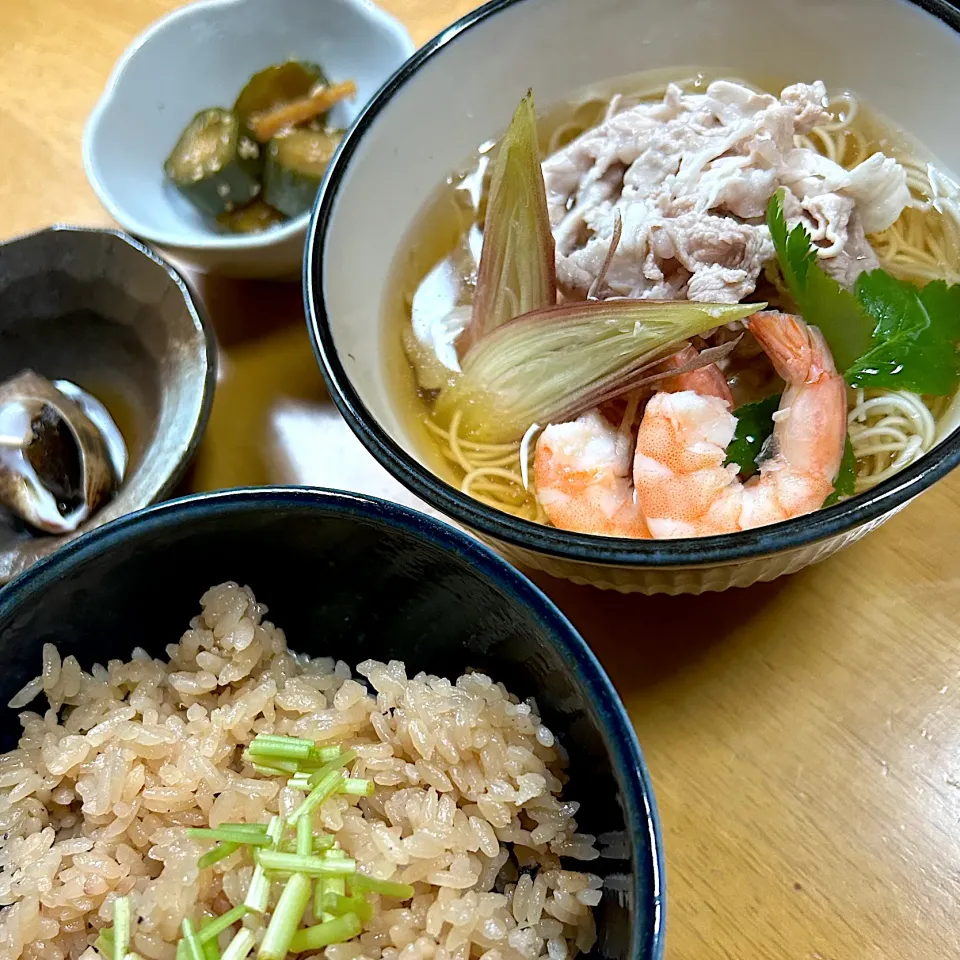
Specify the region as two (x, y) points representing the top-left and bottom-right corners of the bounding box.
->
(0, 371), (123, 534)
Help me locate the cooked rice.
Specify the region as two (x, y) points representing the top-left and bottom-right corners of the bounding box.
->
(0, 583), (601, 960)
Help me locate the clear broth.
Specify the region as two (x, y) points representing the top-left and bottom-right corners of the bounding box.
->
(384, 69), (960, 512)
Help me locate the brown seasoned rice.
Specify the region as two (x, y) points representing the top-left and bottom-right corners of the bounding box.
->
(0, 583), (601, 960)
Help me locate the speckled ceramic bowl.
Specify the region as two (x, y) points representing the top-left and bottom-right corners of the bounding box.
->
(305, 0), (960, 594)
(0, 225), (215, 584)
(83, 0), (414, 278)
(0, 487), (665, 960)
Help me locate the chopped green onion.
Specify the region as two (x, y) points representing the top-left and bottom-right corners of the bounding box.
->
(296, 816), (313, 856)
(245, 816), (283, 914)
(307, 750), (357, 787)
(253, 734), (316, 746)
(189, 828), (272, 846)
(203, 935), (220, 960)
(257, 850), (356, 877)
(287, 773), (311, 791)
(258, 872), (312, 960)
(313, 745), (342, 763)
(219, 823), (269, 835)
(95, 927), (114, 957)
(289, 770), (343, 824)
(249, 735), (314, 761)
(338, 778), (373, 797)
(350, 875), (415, 900)
(325, 847), (349, 859)
(181, 918), (205, 960)
(288, 913), (363, 953)
(267, 815), (285, 843)
(314, 873), (347, 919)
(314, 877), (329, 920)
(113, 896), (131, 960)
(197, 905), (248, 944)
(221, 928), (255, 960)
(324, 893), (373, 924)
(251, 761), (298, 777)
(176, 942), (187, 960)
(279, 832), (335, 854)
(198, 841), (239, 869)
(243, 866), (269, 915)
(243, 753), (301, 776)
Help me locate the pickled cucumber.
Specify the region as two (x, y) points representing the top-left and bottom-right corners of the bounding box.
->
(263, 129), (342, 218)
(164, 108), (261, 218)
(216, 199), (285, 234)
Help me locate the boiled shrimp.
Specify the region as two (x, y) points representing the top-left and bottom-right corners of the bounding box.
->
(658, 344), (734, 405)
(534, 407), (651, 537)
(533, 345), (730, 537)
(633, 311), (846, 537)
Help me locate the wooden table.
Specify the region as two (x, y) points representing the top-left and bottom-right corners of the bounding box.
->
(4, 2), (960, 957)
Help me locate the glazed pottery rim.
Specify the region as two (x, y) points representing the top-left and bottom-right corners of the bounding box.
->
(81, 0), (414, 252)
(0, 222), (218, 512)
(305, 0), (960, 568)
(0, 485), (666, 960)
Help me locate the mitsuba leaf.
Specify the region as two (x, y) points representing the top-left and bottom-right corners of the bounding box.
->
(724, 393), (781, 476)
(823, 438), (856, 506)
(767, 191), (815, 304)
(766, 191), (874, 371)
(766, 191), (960, 396)
(847, 271), (960, 395)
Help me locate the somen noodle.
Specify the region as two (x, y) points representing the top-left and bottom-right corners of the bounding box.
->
(393, 73), (960, 530)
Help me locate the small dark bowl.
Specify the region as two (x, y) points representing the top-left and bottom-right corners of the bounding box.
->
(303, 0), (960, 594)
(0, 225), (216, 583)
(0, 487), (664, 960)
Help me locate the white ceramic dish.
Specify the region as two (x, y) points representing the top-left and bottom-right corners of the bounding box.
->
(83, 0), (414, 278)
(307, 0), (960, 594)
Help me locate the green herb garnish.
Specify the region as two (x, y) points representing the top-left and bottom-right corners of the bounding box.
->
(296, 815), (313, 857)
(724, 394), (781, 476)
(287, 913), (364, 953)
(113, 896), (131, 960)
(259, 873), (313, 960)
(339, 777), (374, 796)
(349, 874), (415, 900)
(197, 905), (248, 944)
(94, 927), (114, 958)
(188, 827), (272, 847)
(256, 850), (356, 877)
(178, 740), (372, 960)
(198, 841), (240, 869)
(181, 918), (205, 960)
(289, 770), (345, 825)
(767, 191), (960, 395)
(824, 438), (858, 506)
(307, 749), (357, 787)
(248, 734), (314, 761)
(767, 191), (874, 371)
(848, 272), (960, 393)
(724, 393), (855, 505)
(220, 928), (255, 960)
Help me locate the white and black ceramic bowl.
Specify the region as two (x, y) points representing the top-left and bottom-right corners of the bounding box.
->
(0, 488), (664, 959)
(83, 0), (413, 278)
(306, 0), (960, 594)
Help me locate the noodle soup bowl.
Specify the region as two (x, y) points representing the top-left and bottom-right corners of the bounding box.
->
(306, 0), (960, 594)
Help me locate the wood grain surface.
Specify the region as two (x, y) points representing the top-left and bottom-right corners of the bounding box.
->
(2, 1), (960, 957)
